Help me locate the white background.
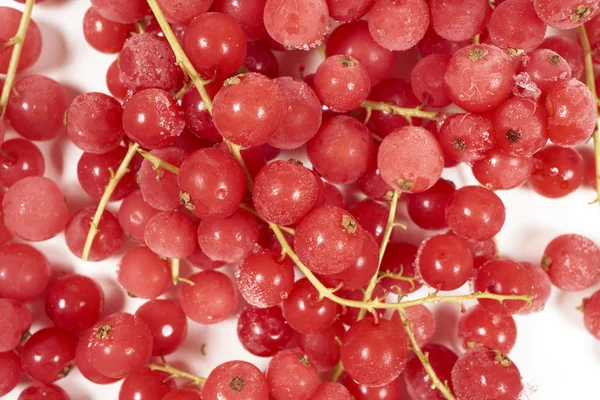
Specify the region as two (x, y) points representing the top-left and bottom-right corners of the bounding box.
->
(2, 0), (600, 399)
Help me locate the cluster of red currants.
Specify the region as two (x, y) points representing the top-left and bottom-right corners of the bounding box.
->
(2, 0), (600, 399)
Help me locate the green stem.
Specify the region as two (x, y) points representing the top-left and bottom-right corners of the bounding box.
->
(0, 0), (35, 118)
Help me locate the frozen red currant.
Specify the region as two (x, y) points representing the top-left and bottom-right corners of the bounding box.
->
(341, 318), (407, 387)
(542, 234), (600, 291)
(203, 360), (269, 400)
(295, 205), (362, 275)
(45, 274), (104, 333)
(378, 126), (444, 193)
(458, 305), (517, 354)
(135, 299), (188, 356)
(452, 347), (523, 400)
(180, 271), (239, 324)
(88, 312), (153, 379)
(266, 349), (319, 400)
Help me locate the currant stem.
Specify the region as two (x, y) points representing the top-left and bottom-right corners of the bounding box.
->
(170, 258), (180, 285)
(227, 141), (255, 191)
(0, 0), (35, 118)
(398, 309), (457, 400)
(146, 0), (213, 114)
(239, 203), (296, 236)
(330, 360), (344, 382)
(82, 142), (140, 261)
(357, 189), (401, 321)
(578, 25), (600, 205)
(136, 148), (180, 174)
(148, 362), (207, 385)
(270, 219), (533, 311)
(360, 100), (439, 124)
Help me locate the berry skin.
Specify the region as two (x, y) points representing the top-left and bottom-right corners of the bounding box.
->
(542, 234), (600, 291)
(122, 89), (185, 149)
(3, 176), (69, 242)
(294, 206), (363, 275)
(314, 55), (371, 113)
(6, 75), (67, 141)
(282, 278), (338, 334)
(266, 349), (319, 400)
(87, 312), (153, 379)
(0, 351), (21, 397)
(20, 327), (75, 384)
(446, 186), (506, 242)
(0, 7), (42, 73)
(44, 274), (104, 333)
(236, 252), (295, 308)
(179, 271), (239, 324)
(253, 160), (319, 226)
(368, 0), (430, 51)
(340, 318), (407, 387)
(203, 360), (269, 400)
(583, 290), (600, 340)
(178, 148), (246, 220)
(66, 92), (124, 154)
(451, 347), (523, 400)
(458, 305), (517, 354)
(263, 0), (329, 49)
(445, 44), (516, 113)
(237, 306), (294, 357)
(416, 233), (474, 291)
(135, 299), (188, 356)
(118, 367), (176, 400)
(0, 243), (51, 302)
(474, 259), (532, 315)
(378, 126), (444, 193)
(18, 384), (71, 400)
(0, 299), (32, 352)
(212, 73), (284, 147)
(307, 115), (375, 184)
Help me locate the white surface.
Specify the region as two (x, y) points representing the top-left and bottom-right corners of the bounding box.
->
(2, 1), (600, 399)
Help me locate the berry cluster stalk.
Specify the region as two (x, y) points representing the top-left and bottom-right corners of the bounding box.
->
(146, 0), (212, 114)
(81, 141), (140, 260)
(399, 309), (456, 400)
(578, 26), (600, 205)
(356, 189), (401, 322)
(148, 362), (207, 385)
(0, 0), (35, 117)
(361, 100), (439, 124)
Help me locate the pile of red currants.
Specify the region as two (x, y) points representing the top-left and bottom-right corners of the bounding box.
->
(2, 0), (600, 399)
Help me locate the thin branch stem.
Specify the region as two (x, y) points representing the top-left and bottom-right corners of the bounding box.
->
(137, 148), (180, 174)
(399, 309), (456, 400)
(227, 141), (254, 191)
(171, 258), (180, 285)
(239, 203), (296, 235)
(330, 361), (344, 382)
(146, 0), (213, 114)
(377, 270), (416, 292)
(148, 363), (206, 385)
(0, 0), (35, 118)
(82, 142), (140, 261)
(269, 220), (532, 311)
(579, 25), (600, 205)
(357, 189), (400, 320)
(361, 100), (439, 125)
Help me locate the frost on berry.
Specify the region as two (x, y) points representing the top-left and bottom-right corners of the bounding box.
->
(513, 72), (542, 100)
